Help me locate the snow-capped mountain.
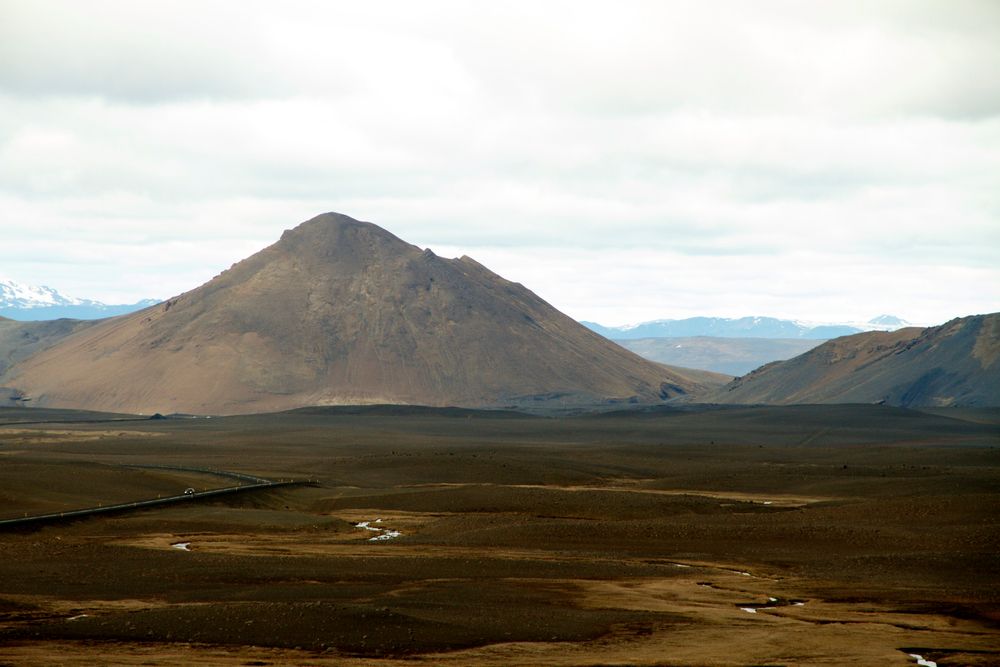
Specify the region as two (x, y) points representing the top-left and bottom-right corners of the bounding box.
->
(582, 315), (913, 341)
(0, 277), (96, 309)
(867, 314), (911, 329)
(0, 277), (158, 321)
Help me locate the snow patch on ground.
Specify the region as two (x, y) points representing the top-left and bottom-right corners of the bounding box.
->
(909, 655), (936, 667)
(171, 542), (191, 551)
(369, 530), (402, 541)
(733, 595), (807, 614)
(355, 520), (402, 542)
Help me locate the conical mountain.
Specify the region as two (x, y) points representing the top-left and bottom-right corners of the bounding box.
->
(0, 213), (716, 414)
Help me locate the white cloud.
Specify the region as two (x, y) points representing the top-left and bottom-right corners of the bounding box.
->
(0, 0), (998, 323)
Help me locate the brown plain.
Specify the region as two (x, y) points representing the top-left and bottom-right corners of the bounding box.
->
(1, 403), (998, 665)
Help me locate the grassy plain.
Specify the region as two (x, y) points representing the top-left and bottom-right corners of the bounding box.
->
(0, 404), (998, 665)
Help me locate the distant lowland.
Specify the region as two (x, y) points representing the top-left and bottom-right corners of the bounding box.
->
(0, 214), (995, 412)
(583, 315), (913, 376)
(582, 314), (911, 340)
(614, 337), (823, 377)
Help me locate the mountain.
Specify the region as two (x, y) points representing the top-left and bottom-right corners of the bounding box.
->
(710, 313), (1000, 407)
(0, 213), (720, 415)
(0, 278), (88, 309)
(616, 336), (824, 376)
(0, 277), (158, 321)
(868, 314), (909, 328)
(583, 316), (862, 340)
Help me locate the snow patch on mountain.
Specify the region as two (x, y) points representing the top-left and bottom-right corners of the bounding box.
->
(868, 314), (910, 328)
(0, 277), (158, 321)
(0, 277), (92, 308)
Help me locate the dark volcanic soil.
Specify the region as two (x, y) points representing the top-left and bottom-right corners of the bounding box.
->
(0, 404), (998, 665)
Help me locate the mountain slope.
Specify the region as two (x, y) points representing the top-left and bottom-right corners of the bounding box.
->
(0, 213), (712, 415)
(710, 313), (1000, 407)
(0, 316), (99, 377)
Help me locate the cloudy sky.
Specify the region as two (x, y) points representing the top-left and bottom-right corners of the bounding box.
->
(1, 0), (998, 326)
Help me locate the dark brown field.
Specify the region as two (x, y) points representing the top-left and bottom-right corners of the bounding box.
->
(1, 404), (998, 665)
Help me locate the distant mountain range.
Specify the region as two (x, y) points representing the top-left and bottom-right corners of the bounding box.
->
(0, 278), (158, 320)
(582, 315), (911, 340)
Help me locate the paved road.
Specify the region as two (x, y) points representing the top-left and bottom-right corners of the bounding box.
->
(0, 466), (315, 530)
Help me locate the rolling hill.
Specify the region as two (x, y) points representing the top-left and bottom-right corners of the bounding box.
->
(711, 313), (1000, 407)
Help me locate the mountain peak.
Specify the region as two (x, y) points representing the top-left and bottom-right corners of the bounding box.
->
(0, 277), (87, 309)
(280, 212), (408, 247)
(869, 314), (908, 326)
(263, 213), (417, 272)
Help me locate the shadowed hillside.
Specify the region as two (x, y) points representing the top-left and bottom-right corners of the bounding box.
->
(0, 316), (98, 376)
(711, 313), (1000, 407)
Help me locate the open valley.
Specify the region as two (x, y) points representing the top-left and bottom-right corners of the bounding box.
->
(1, 404), (997, 665)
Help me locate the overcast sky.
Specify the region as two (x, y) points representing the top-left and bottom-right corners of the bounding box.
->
(1, 1), (998, 326)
